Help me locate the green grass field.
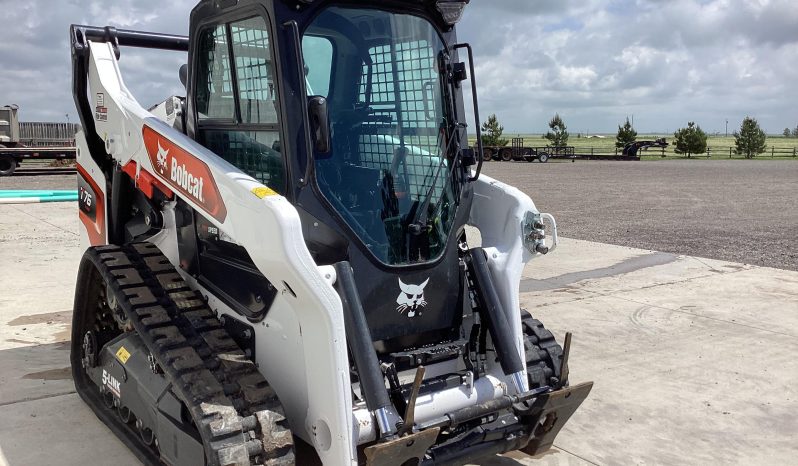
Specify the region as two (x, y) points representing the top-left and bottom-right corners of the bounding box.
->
(468, 134), (798, 160)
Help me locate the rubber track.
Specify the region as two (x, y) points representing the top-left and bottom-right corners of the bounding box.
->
(520, 309), (563, 389)
(89, 243), (294, 466)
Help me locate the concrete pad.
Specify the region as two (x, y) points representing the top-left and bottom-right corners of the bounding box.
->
(0, 290), (74, 348)
(0, 342), (74, 406)
(0, 203), (80, 352)
(521, 238), (658, 282)
(475, 448), (593, 466)
(0, 393), (139, 466)
(528, 294), (798, 465)
(1, 203), (797, 465)
(613, 266), (798, 337)
(517, 239), (798, 465)
(0, 202), (79, 237)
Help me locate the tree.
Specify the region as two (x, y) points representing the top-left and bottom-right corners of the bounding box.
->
(673, 121), (707, 158)
(734, 116), (767, 158)
(784, 128), (792, 138)
(793, 125), (798, 138)
(615, 117), (637, 149)
(544, 113), (569, 147)
(480, 114), (508, 147)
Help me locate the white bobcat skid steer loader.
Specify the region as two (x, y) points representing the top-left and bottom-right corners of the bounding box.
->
(69, 1), (592, 465)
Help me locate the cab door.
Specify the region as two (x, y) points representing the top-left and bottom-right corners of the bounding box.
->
(191, 14), (286, 195)
(182, 9), (288, 321)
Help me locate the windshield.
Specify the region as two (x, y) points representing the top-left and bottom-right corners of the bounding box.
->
(303, 7), (459, 266)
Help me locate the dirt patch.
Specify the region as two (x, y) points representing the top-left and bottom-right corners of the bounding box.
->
(7, 311), (72, 343)
(22, 367), (72, 381)
(520, 251), (678, 292)
(8, 311), (70, 327)
(5, 338), (40, 346)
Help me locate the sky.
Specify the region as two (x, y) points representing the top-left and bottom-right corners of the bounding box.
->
(1, 0), (796, 135)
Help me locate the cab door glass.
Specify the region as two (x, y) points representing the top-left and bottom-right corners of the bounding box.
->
(302, 36), (333, 97)
(303, 8), (454, 265)
(195, 16), (285, 194)
(231, 17), (279, 125)
(196, 25), (235, 120)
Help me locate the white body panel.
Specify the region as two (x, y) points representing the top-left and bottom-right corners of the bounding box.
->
(82, 41), (356, 465)
(469, 174), (551, 393)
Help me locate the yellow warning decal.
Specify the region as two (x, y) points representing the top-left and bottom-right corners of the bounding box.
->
(251, 186), (278, 199)
(116, 346), (131, 364)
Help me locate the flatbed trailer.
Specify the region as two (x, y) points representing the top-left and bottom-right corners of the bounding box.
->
(481, 137), (652, 162)
(482, 137), (556, 162)
(0, 146), (77, 158)
(1, 105), (78, 175)
(0, 146), (77, 176)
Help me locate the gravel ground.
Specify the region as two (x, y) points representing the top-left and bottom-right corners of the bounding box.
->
(0, 172), (76, 190)
(484, 159), (798, 271)
(3, 159), (796, 270)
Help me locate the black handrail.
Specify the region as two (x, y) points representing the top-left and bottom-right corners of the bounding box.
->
(282, 20), (315, 188)
(71, 25), (189, 52)
(452, 43), (483, 181)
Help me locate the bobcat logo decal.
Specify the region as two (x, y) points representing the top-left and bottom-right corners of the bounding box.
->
(396, 278), (429, 318)
(156, 141), (169, 174)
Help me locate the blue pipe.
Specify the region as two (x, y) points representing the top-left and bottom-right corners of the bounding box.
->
(0, 189), (78, 203)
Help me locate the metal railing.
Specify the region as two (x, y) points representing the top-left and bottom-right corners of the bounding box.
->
(18, 122), (81, 147)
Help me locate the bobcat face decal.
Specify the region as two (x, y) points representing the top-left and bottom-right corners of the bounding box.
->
(396, 278), (429, 318)
(156, 141), (169, 174)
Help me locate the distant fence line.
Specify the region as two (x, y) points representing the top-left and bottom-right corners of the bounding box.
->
(569, 146), (798, 158)
(705, 147), (797, 158)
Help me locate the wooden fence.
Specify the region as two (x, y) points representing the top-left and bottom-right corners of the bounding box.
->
(706, 147), (797, 158)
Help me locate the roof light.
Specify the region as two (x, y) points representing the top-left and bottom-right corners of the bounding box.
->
(436, 1), (469, 25)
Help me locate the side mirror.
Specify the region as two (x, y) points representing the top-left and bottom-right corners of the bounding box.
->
(179, 64), (188, 90)
(460, 147), (476, 167)
(452, 62), (467, 87)
(308, 96), (331, 155)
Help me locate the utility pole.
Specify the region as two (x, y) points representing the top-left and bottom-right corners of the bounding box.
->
(725, 119), (728, 137)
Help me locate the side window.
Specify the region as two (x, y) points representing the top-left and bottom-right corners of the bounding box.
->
(196, 26), (234, 120)
(302, 36), (333, 97)
(195, 16), (284, 194)
(230, 17), (278, 124)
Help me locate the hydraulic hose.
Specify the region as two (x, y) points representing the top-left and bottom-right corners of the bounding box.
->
(465, 248), (525, 390)
(333, 261), (396, 437)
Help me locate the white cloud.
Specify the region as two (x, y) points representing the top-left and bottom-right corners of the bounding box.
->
(459, 0), (798, 133)
(0, 0), (795, 135)
(0, 0), (193, 122)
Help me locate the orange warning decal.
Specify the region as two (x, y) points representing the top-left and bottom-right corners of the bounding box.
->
(142, 126), (227, 222)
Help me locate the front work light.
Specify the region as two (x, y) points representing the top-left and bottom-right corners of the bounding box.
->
(436, 1), (469, 25)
